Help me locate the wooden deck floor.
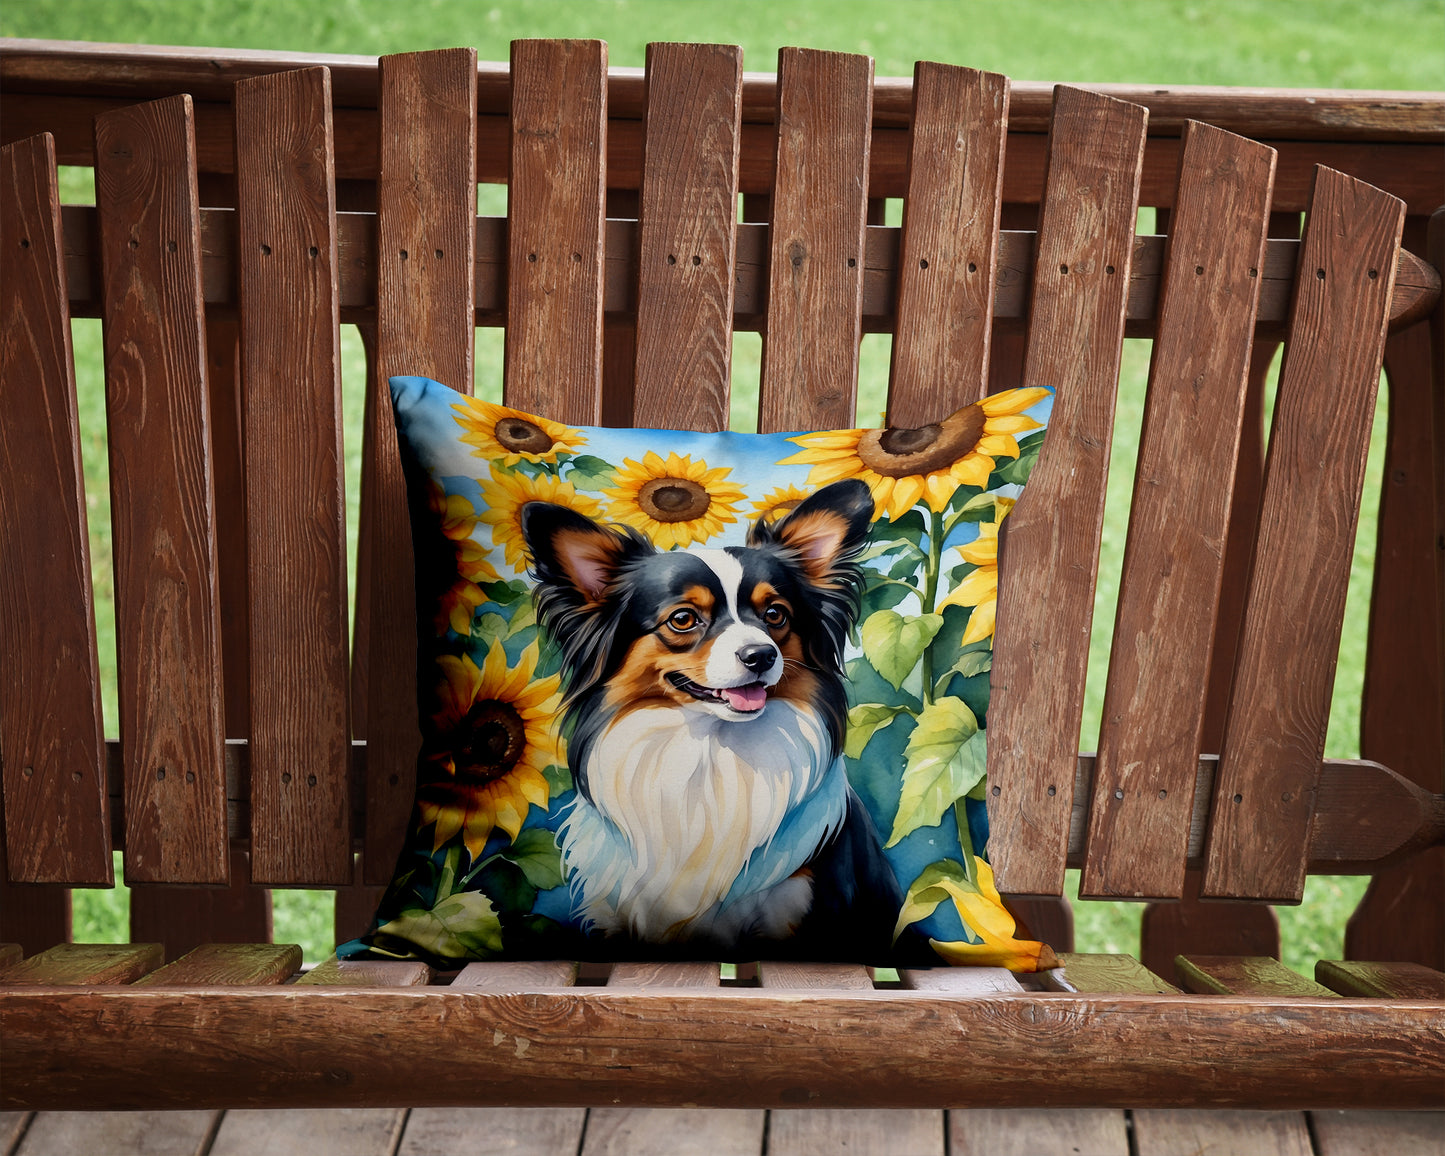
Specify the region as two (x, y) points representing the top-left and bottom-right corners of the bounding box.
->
(3, 1108), (1443, 1155)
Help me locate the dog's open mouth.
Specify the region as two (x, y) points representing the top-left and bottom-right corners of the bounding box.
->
(666, 672), (768, 713)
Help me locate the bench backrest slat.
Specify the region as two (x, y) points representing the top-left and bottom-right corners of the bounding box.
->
(887, 62), (1008, 425)
(630, 42), (742, 433)
(234, 66), (352, 885)
(0, 132), (111, 885)
(93, 94), (229, 884)
(1081, 121), (1277, 901)
(987, 86), (1149, 896)
(504, 39), (607, 424)
(758, 48), (874, 435)
(361, 48), (479, 884)
(1204, 166), (1406, 904)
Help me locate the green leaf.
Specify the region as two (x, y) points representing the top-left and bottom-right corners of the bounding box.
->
(861, 610), (943, 690)
(949, 490), (1002, 523)
(470, 611), (507, 647)
(500, 827), (566, 890)
(887, 696), (984, 846)
(858, 580), (912, 619)
(563, 454), (616, 490)
(481, 579), (529, 605)
(506, 597), (537, 636)
(893, 858), (972, 942)
(888, 549), (924, 582)
(936, 649), (991, 697)
(844, 703), (910, 760)
(844, 657), (921, 715)
(886, 508), (928, 548)
(375, 891), (503, 960)
(991, 430), (1045, 486)
(542, 763), (574, 796)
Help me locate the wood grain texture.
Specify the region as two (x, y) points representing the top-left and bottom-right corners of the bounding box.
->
(505, 39), (606, 423)
(950, 1109), (1128, 1156)
(608, 961), (719, 988)
(128, 847), (271, 962)
(297, 955), (432, 987)
(93, 95), (228, 885)
(900, 967), (1023, 993)
(1347, 851), (1445, 970)
(1204, 167), (1406, 902)
(362, 49), (477, 886)
(233, 67), (352, 886)
(15, 1110), (219, 1156)
(769, 1110), (943, 1156)
(630, 43), (742, 432)
(1316, 960), (1445, 999)
(451, 960), (579, 988)
(132, 942), (300, 986)
(1057, 953), (1181, 994)
(402, 1108), (587, 1156)
(1139, 869), (1280, 981)
(1175, 955), (1336, 997)
(0, 942), (161, 984)
(209, 1109), (404, 1156)
(888, 63), (1009, 425)
(758, 48), (873, 434)
(986, 87), (1148, 896)
(1083, 123), (1276, 900)
(757, 962), (872, 990)
(0, 132), (110, 885)
(1132, 1110), (1312, 1156)
(583, 1109), (764, 1156)
(0, 872), (69, 956)
(1310, 1110), (1445, 1156)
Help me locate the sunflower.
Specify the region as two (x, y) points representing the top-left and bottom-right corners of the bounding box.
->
(780, 387), (1049, 520)
(430, 488), (500, 585)
(417, 640), (564, 857)
(936, 497), (1015, 645)
(604, 451), (746, 549)
(477, 464), (603, 571)
(451, 396), (585, 465)
(435, 577), (486, 636)
(749, 483), (814, 525)
(927, 859), (1059, 972)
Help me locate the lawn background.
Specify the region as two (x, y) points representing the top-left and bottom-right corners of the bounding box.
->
(5, 0), (1441, 969)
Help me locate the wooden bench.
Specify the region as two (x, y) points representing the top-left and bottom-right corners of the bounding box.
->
(1, 38), (1443, 1117)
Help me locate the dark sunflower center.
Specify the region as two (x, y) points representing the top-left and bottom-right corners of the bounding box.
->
(456, 699), (526, 783)
(857, 404), (988, 477)
(495, 417), (555, 455)
(637, 477), (711, 523)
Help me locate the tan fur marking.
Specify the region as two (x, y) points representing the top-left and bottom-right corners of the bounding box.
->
(552, 525), (624, 602)
(775, 509), (853, 583)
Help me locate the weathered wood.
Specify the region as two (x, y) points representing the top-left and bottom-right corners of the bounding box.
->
(452, 960), (579, 988)
(1084, 123), (1275, 901)
(361, 49), (478, 886)
(0, 132), (111, 885)
(901, 967), (1023, 994)
(1175, 955), (1336, 997)
(1132, 1110), (1312, 1156)
(298, 955), (432, 987)
(332, 848), (383, 947)
(1056, 953), (1181, 994)
(769, 1110), (943, 1156)
(1310, 1110), (1445, 1156)
(630, 43), (741, 432)
(888, 64), (1008, 424)
(950, 1109), (1128, 1156)
(128, 846), (272, 962)
(1316, 960), (1445, 999)
(505, 39), (606, 423)
(233, 67), (352, 885)
(757, 962), (873, 990)
(1205, 167), (1406, 902)
(0, 1113), (31, 1153)
(132, 942), (301, 986)
(15, 1110), (219, 1156)
(402, 1108), (587, 1156)
(1139, 868), (1281, 982)
(93, 95), (229, 886)
(0, 942), (162, 985)
(209, 1109), (405, 1156)
(0, 874), (69, 957)
(758, 48), (873, 433)
(987, 87), (1148, 896)
(0, 944), (20, 967)
(608, 961), (719, 988)
(583, 1108), (764, 1156)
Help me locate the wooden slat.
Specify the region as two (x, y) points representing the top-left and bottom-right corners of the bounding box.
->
(132, 942), (300, 986)
(757, 962), (872, 990)
(607, 961), (719, 988)
(1132, 1110), (1313, 1156)
(401, 1108), (588, 1156)
(1316, 960), (1445, 999)
(769, 1110), (943, 1156)
(128, 846), (272, 962)
(505, 39), (606, 423)
(583, 1108), (764, 1156)
(0, 942), (162, 984)
(1175, 955), (1336, 997)
(233, 67), (352, 886)
(298, 955), (433, 987)
(887, 63), (1009, 424)
(360, 49), (477, 886)
(0, 132), (110, 885)
(15, 1110), (219, 1156)
(1204, 167), (1407, 902)
(630, 42), (742, 432)
(985, 87), (1148, 896)
(1310, 1110), (1445, 1156)
(1139, 869), (1279, 981)
(0, 944), (20, 967)
(1055, 952), (1181, 994)
(452, 960), (579, 988)
(901, 967), (1023, 993)
(93, 95), (228, 885)
(0, 873), (69, 956)
(758, 48), (873, 433)
(209, 1109), (405, 1156)
(1083, 123), (1275, 900)
(951, 1109), (1129, 1156)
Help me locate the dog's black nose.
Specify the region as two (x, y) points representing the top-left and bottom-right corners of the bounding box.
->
(737, 643), (777, 673)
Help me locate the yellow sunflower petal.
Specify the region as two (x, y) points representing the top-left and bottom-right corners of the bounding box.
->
(982, 414), (1042, 435)
(979, 386), (1050, 416)
(949, 454), (994, 488)
(960, 598), (997, 645)
(975, 433), (1022, 459)
(923, 472), (956, 513)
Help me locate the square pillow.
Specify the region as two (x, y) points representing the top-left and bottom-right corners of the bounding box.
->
(341, 376), (1056, 970)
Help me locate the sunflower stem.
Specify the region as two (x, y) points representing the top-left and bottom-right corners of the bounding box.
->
(921, 507), (945, 706)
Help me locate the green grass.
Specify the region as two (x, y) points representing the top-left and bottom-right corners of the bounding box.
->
(23, 0), (1441, 969)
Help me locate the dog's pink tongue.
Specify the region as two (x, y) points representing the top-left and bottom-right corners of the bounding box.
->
(722, 683), (767, 712)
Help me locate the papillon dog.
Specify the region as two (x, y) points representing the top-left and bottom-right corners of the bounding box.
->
(521, 478), (909, 961)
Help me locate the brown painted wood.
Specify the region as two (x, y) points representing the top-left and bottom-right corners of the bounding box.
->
(505, 39), (606, 424)
(0, 873), (70, 957)
(1310, 1110), (1445, 1156)
(233, 67), (352, 886)
(630, 43), (741, 433)
(583, 1109), (763, 1156)
(888, 64), (1008, 425)
(986, 87), (1148, 896)
(1431, 211), (1445, 799)
(1140, 869), (1280, 980)
(1057, 953), (1181, 994)
(128, 846), (271, 961)
(15, 1110), (219, 1156)
(758, 962), (873, 990)
(93, 95), (229, 886)
(1132, 1110), (1313, 1156)
(1084, 123), (1275, 901)
(1002, 894), (1074, 952)
(951, 1109), (1129, 1156)
(333, 849), (383, 947)
(0, 133), (110, 885)
(1348, 852), (1445, 970)
(209, 1109), (405, 1156)
(1316, 960), (1445, 999)
(452, 960), (579, 988)
(1204, 168), (1407, 903)
(132, 942), (301, 986)
(1175, 955), (1336, 997)
(770, 1110), (943, 1156)
(608, 961), (719, 988)
(360, 49), (477, 886)
(402, 1108), (588, 1156)
(298, 955), (433, 987)
(758, 48), (873, 434)
(900, 967), (1023, 994)
(0, 942), (162, 984)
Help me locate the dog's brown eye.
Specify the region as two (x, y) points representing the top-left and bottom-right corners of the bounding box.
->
(764, 604), (789, 627)
(667, 608), (700, 631)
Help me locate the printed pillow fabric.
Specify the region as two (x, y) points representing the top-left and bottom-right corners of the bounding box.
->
(341, 375), (1057, 971)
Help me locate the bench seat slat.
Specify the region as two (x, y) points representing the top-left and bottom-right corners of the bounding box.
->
(452, 960), (579, 988)
(757, 962), (873, 990)
(1054, 952), (1181, 994)
(1175, 954), (1337, 997)
(132, 942), (301, 986)
(0, 133), (111, 886)
(0, 942), (162, 984)
(128, 846), (271, 961)
(1316, 960), (1445, 999)
(297, 954), (433, 987)
(93, 95), (230, 886)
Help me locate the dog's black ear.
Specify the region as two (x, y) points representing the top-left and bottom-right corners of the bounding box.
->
(765, 478), (873, 582)
(520, 502), (642, 603)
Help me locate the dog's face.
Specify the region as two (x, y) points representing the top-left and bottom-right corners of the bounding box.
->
(521, 478), (873, 729)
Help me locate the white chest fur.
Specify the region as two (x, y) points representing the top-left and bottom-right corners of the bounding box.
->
(558, 700), (844, 944)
